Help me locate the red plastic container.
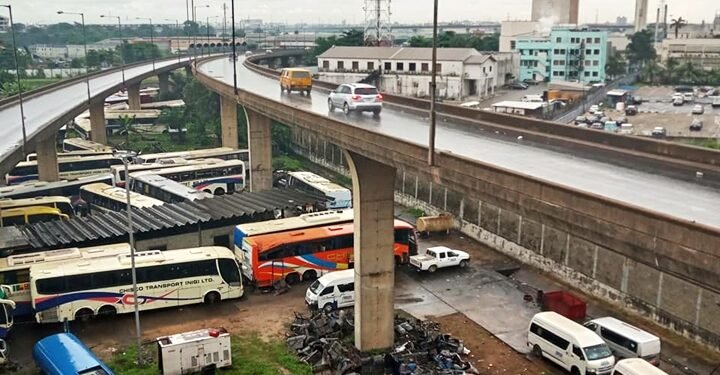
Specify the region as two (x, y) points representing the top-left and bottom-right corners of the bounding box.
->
(541, 291), (587, 321)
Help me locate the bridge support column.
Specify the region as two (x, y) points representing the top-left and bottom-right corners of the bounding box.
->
(345, 151), (396, 351)
(89, 100), (107, 145)
(220, 96), (238, 149)
(37, 135), (59, 182)
(246, 108), (273, 192)
(128, 83), (141, 110)
(158, 72), (170, 98)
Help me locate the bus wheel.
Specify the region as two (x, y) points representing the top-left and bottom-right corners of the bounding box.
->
(98, 305), (117, 318)
(75, 308), (94, 322)
(204, 291), (221, 305)
(285, 273), (300, 285)
(302, 270), (317, 282)
(532, 345), (542, 358)
(215, 187), (226, 195)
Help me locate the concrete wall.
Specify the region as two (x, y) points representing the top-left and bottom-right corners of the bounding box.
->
(290, 126), (720, 350)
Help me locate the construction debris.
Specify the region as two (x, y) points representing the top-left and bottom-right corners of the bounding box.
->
(286, 310), (479, 374)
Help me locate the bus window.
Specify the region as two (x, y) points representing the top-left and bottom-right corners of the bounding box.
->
(218, 259), (242, 286)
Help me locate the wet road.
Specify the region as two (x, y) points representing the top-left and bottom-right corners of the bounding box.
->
(199, 57), (720, 229)
(0, 58), (190, 162)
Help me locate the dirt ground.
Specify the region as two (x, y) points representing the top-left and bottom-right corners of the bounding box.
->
(434, 313), (557, 375)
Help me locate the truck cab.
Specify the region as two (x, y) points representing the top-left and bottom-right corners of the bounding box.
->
(409, 246), (470, 272)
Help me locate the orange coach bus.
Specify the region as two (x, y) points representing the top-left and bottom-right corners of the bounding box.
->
(234, 219), (417, 287)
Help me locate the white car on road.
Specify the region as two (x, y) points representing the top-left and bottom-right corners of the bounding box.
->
(409, 246), (470, 272)
(328, 83), (383, 116)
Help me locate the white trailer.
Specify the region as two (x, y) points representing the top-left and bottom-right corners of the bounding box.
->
(157, 328), (232, 375)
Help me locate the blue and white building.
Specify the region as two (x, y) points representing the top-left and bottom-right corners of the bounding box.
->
(517, 26), (608, 83)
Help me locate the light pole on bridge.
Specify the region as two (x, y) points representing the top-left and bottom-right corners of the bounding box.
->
(1, 4), (27, 157)
(193, 5), (210, 58)
(135, 17), (156, 71)
(100, 15), (126, 87)
(57, 10), (91, 108)
(165, 19), (182, 62)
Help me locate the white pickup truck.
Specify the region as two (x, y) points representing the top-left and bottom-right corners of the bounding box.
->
(409, 246), (470, 272)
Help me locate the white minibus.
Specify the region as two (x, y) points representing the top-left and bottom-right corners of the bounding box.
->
(528, 311), (615, 375)
(612, 358), (668, 375)
(584, 317), (661, 366)
(305, 269), (355, 312)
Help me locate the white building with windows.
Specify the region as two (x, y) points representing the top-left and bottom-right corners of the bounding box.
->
(317, 46), (518, 100)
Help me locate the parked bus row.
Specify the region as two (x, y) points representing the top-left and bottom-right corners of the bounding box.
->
(79, 183), (165, 214)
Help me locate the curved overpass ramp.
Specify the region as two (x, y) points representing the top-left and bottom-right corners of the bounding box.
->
(0, 57), (193, 176)
(198, 55), (720, 229)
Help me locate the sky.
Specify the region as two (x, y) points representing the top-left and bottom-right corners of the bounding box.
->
(2, 0), (717, 26)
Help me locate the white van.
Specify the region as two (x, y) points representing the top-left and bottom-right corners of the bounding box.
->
(528, 312), (615, 375)
(522, 95), (544, 103)
(305, 269), (354, 312)
(612, 358), (668, 375)
(584, 317), (661, 366)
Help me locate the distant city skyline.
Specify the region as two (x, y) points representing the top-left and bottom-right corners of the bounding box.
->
(1, 0), (717, 26)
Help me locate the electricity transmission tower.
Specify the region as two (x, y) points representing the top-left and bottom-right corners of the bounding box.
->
(363, 0), (392, 46)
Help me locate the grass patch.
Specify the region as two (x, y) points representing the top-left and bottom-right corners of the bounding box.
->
(404, 207), (426, 218)
(108, 334), (312, 375)
(21, 78), (62, 91)
(688, 139), (720, 150)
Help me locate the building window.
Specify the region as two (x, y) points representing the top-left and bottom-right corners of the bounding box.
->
(435, 63), (442, 73)
(553, 71), (559, 76)
(510, 40), (516, 50)
(559, 71), (565, 76)
(594, 37), (600, 44)
(384, 62), (391, 71)
(483, 67), (486, 73)
(593, 71), (598, 77)
(585, 59), (591, 66)
(352, 61), (359, 70)
(594, 49), (600, 55)
(556, 37), (562, 43)
(554, 49), (560, 55)
(322, 60), (329, 69)
(489, 66), (492, 72)
(585, 71), (590, 77)
(409, 62), (417, 71)
(586, 49), (592, 55)
(586, 37), (592, 43)
(593, 60), (599, 66)
(337, 61), (345, 70)
(421, 62), (429, 72)
(367, 61), (375, 70)
(396, 62), (404, 71)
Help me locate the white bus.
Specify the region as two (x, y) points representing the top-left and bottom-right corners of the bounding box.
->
(284, 171), (352, 209)
(0, 196), (75, 217)
(130, 174), (213, 203)
(30, 246), (244, 323)
(80, 183), (164, 214)
(110, 158), (224, 186)
(26, 149), (114, 162)
(129, 160), (246, 195)
(6, 155), (123, 185)
(0, 243), (131, 318)
(62, 138), (114, 153)
(134, 147), (249, 164)
(0, 174), (115, 200)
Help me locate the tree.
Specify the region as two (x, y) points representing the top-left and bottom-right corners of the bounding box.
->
(0, 81), (25, 97)
(605, 51), (627, 79)
(0, 47), (29, 70)
(664, 57), (680, 84)
(407, 35), (432, 47)
(118, 42), (162, 64)
(626, 30), (656, 64)
(640, 62), (663, 84)
(70, 58), (84, 69)
(670, 17), (688, 39)
(117, 114), (139, 148)
(676, 61), (700, 85)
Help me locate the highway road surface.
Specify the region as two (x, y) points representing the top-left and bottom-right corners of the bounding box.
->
(0, 58), (190, 163)
(199, 57), (720, 228)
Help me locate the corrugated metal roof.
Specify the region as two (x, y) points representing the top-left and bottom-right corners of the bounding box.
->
(391, 47), (479, 61)
(318, 46), (401, 59)
(18, 189), (325, 249)
(317, 46), (490, 62)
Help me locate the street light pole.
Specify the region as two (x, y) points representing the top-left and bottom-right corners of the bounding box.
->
(207, 16), (219, 54)
(428, 0), (438, 166)
(115, 150), (141, 366)
(136, 17), (155, 70)
(58, 11), (91, 106)
(100, 15), (125, 87)
(193, 5), (210, 59)
(231, 0), (238, 95)
(165, 19), (182, 62)
(1, 5), (27, 157)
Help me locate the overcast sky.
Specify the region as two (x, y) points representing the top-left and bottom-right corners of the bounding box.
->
(3, 0), (716, 25)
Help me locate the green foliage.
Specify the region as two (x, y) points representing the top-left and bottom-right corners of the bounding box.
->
(70, 58), (84, 69)
(86, 49), (121, 69)
(273, 154), (305, 171)
(690, 139), (720, 150)
(117, 114), (139, 149)
(158, 107), (185, 131)
(670, 17), (688, 39)
(108, 335), (312, 375)
(405, 207), (426, 218)
(605, 51), (627, 79)
(639, 60), (720, 85)
(0, 47), (30, 70)
(310, 29), (366, 64)
(0, 81), (25, 97)
(406, 32), (500, 51)
(272, 122), (293, 155)
(626, 30), (656, 64)
(119, 42), (164, 64)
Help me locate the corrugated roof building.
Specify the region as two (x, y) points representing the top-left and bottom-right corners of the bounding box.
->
(1, 189), (326, 254)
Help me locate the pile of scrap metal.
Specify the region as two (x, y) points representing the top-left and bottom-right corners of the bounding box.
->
(286, 310), (478, 374)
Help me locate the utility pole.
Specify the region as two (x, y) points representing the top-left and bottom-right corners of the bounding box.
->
(232, 0), (238, 95)
(428, 0), (438, 166)
(223, 2), (228, 41)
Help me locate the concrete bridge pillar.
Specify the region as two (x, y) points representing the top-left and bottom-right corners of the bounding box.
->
(89, 100), (107, 145)
(158, 72), (170, 98)
(36, 135), (59, 182)
(246, 108), (273, 192)
(220, 96), (238, 149)
(128, 83), (141, 110)
(345, 150), (396, 351)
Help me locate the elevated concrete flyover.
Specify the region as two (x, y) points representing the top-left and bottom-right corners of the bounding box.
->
(0, 56), (195, 180)
(195, 54), (720, 350)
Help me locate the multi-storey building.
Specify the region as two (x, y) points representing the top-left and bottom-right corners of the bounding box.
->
(517, 26), (608, 83)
